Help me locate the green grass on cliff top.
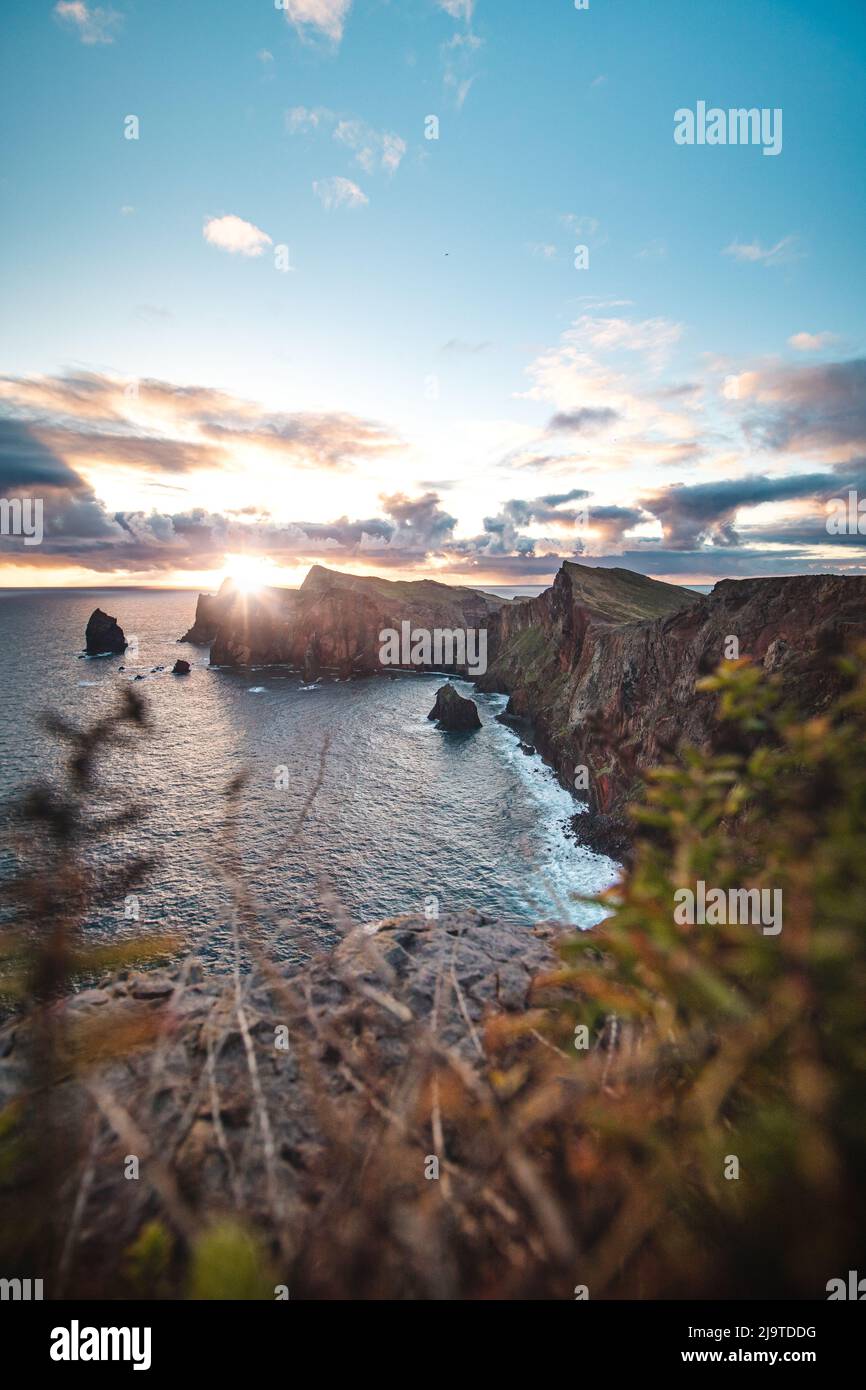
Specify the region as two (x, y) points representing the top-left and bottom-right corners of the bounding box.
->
(560, 560), (699, 624)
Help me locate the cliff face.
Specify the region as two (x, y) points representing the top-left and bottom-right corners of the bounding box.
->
(481, 566), (866, 840)
(181, 560), (866, 846)
(206, 565), (508, 675)
(179, 579), (238, 643)
(478, 562), (694, 699)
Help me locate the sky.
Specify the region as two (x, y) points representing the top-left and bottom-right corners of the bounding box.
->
(1, 0), (865, 590)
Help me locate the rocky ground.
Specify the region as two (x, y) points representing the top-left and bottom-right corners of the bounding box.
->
(0, 912), (564, 1297)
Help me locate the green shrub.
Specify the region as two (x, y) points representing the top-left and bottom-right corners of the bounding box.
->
(548, 650), (866, 1296)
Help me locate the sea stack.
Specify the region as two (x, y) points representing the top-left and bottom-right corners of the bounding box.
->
(172, 659), (191, 675)
(85, 608), (127, 656)
(427, 683), (481, 732)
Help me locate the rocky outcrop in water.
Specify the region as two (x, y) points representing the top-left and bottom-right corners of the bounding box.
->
(172, 660), (190, 675)
(207, 565), (507, 675)
(428, 683), (481, 731)
(179, 579), (236, 643)
(84, 608), (127, 656)
(181, 559), (866, 849)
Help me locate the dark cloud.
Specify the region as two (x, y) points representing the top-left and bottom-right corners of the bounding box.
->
(0, 420), (84, 489)
(447, 553), (582, 580)
(594, 547), (866, 579)
(458, 490), (596, 558)
(643, 472), (836, 549)
(739, 359), (866, 455)
(547, 407), (620, 433)
(441, 546), (866, 584)
(501, 495), (586, 527)
(0, 422), (124, 559)
(4, 474), (866, 584)
(5, 366), (866, 583)
(655, 382), (702, 400)
(585, 505), (647, 546)
(378, 491), (457, 551)
(538, 488), (590, 507)
(738, 518), (866, 548)
(832, 455), (866, 491)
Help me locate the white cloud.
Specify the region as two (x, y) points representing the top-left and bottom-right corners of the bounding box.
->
(380, 133), (407, 175)
(257, 49), (274, 64)
(313, 177), (368, 210)
(334, 120), (406, 175)
(288, 109), (406, 175)
(723, 236), (802, 266)
(440, 14), (483, 109)
(789, 331), (837, 352)
(574, 314), (683, 367)
(54, 2), (121, 45)
(445, 31), (482, 52)
(447, 76), (476, 110)
(281, 0), (352, 43)
(437, 0), (475, 17)
(286, 105), (333, 134)
(203, 214), (273, 257)
(519, 314), (695, 474)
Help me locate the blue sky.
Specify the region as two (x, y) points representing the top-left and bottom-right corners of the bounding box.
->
(1, 0), (865, 587)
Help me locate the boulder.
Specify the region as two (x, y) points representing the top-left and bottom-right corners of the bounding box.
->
(172, 660), (191, 675)
(85, 609), (127, 656)
(427, 683), (481, 731)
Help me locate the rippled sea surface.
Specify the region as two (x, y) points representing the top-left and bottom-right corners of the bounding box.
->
(0, 588), (618, 966)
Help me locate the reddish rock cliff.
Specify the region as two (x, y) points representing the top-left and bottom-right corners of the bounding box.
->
(480, 565), (866, 850)
(179, 560), (866, 851)
(204, 565), (508, 676)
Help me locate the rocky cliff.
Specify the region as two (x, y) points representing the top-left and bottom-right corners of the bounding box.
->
(179, 579), (239, 643)
(181, 561), (866, 850)
(205, 565), (508, 677)
(479, 565), (866, 851)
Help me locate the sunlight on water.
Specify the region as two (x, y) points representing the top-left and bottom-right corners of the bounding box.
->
(0, 589), (619, 966)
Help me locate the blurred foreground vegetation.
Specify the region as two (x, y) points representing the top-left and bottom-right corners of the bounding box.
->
(0, 653), (864, 1298)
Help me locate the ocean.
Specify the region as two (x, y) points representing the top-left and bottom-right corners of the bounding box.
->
(0, 587), (619, 968)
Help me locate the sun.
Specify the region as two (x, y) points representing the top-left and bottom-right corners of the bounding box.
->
(222, 554), (278, 595)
